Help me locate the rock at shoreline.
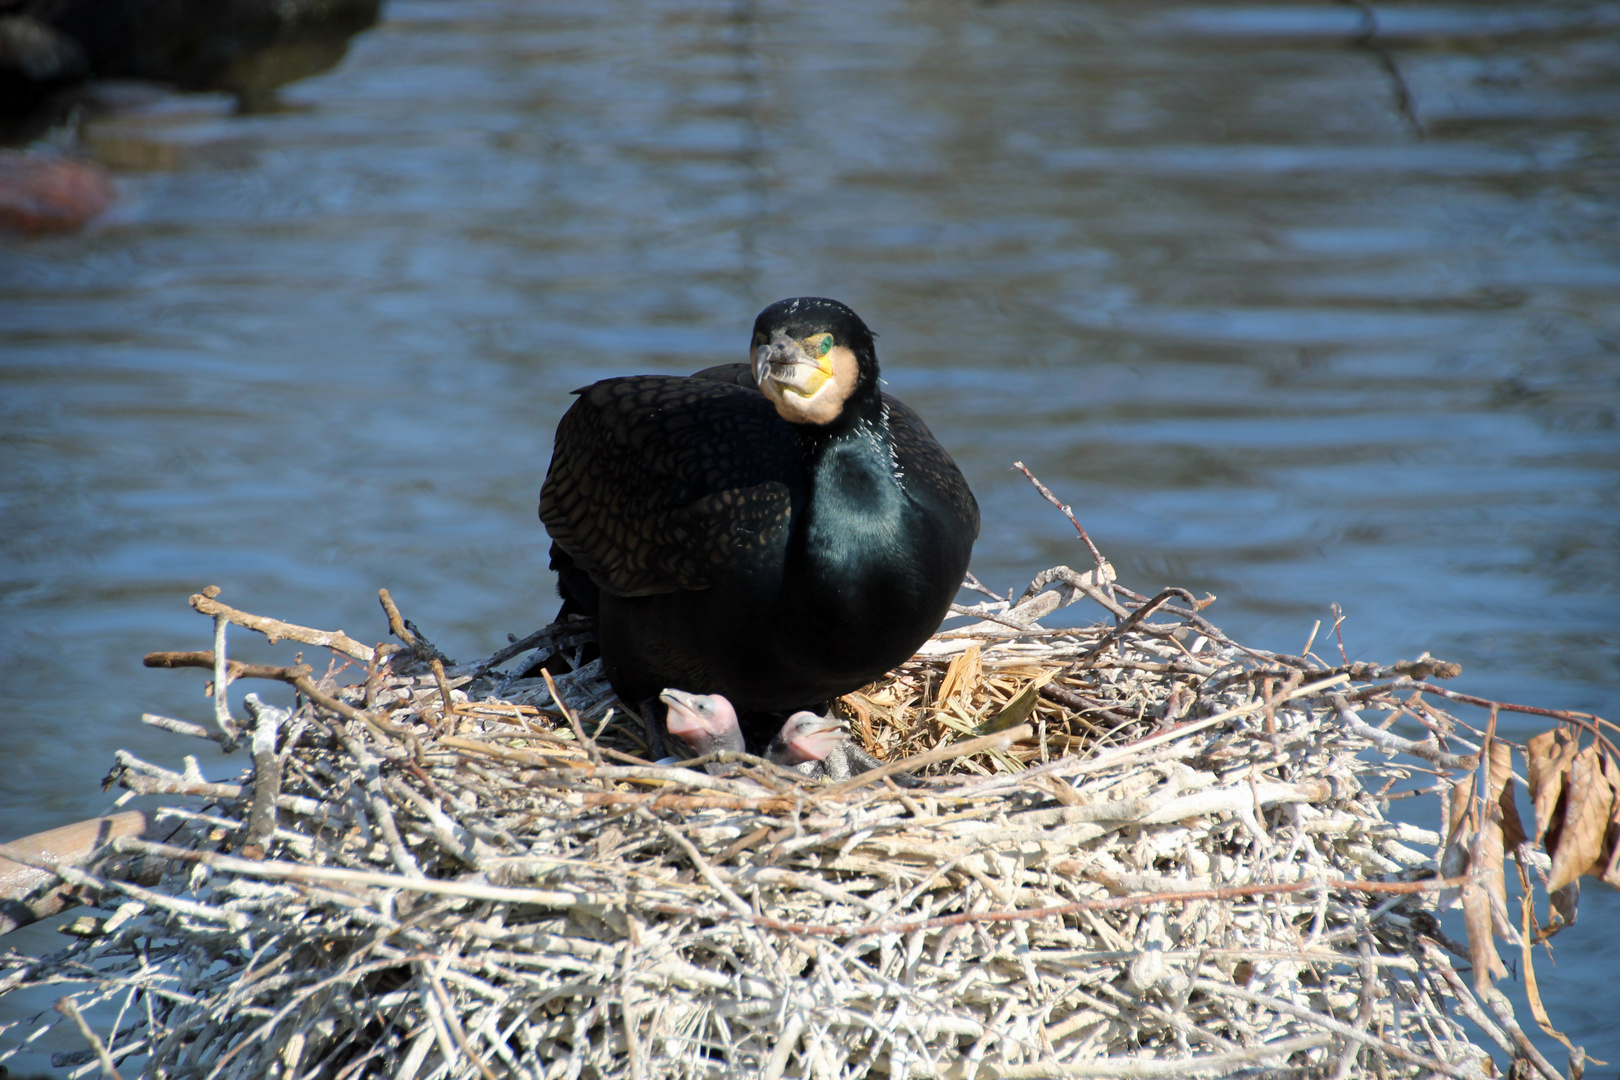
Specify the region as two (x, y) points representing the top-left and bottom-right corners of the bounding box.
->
(0, 151), (115, 231)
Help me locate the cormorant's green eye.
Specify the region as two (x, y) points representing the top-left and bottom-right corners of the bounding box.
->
(818, 336), (833, 356)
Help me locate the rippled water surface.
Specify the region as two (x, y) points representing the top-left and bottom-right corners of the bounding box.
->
(2, 0), (1618, 1067)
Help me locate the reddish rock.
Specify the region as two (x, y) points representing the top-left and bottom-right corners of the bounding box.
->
(0, 151), (114, 232)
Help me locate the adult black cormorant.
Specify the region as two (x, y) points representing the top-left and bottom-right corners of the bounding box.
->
(540, 297), (978, 746)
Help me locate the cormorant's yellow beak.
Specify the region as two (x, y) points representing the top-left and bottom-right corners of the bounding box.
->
(753, 334), (833, 399)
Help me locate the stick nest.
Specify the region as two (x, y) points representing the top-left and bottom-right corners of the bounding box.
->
(0, 564), (1571, 1080)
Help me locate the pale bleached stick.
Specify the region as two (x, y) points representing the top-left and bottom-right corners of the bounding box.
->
(191, 587), (375, 662)
(989, 1034), (1335, 1078)
(110, 837), (623, 907)
(57, 995), (127, 1080)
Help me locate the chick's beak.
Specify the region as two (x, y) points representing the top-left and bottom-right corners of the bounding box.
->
(786, 715), (847, 762)
(659, 689), (704, 738)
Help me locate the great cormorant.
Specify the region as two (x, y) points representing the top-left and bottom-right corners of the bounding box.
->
(540, 297), (978, 748)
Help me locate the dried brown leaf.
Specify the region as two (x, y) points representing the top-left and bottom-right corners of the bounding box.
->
(1488, 740), (1527, 851)
(1441, 774), (1476, 880)
(1445, 748), (1519, 944)
(1463, 876), (1507, 992)
(1526, 727), (1579, 846)
(1547, 744), (1615, 893)
(1519, 890), (1579, 1055)
(1476, 764), (1511, 940)
(1600, 747), (1620, 889)
(1605, 792), (1620, 890)
(1549, 880), (1579, 935)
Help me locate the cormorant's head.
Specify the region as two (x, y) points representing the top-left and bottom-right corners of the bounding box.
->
(660, 688), (741, 756)
(750, 297), (878, 426)
(768, 711), (848, 766)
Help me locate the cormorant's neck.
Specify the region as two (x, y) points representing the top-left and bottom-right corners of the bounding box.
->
(793, 384), (885, 451)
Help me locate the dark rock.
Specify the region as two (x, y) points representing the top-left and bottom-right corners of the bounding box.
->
(2, 0), (381, 132)
(0, 14), (87, 120)
(44, 0), (381, 108)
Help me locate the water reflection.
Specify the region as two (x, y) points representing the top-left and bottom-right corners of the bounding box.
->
(0, 0), (1616, 1068)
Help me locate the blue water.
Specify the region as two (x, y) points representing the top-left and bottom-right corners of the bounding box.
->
(2, 0), (1617, 1070)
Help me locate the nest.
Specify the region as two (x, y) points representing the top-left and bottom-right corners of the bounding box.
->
(0, 556), (1591, 1080)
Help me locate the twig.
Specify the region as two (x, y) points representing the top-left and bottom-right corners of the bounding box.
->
(1330, 601), (1350, 665)
(145, 651), (314, 685)
(821, 724), (1035, 797)
(1186, 978), (1472, 1078)
(144, 650), (395, 742)
(140, 712), (229, 744)
(295, 673), (407, 742)
(543, 667), (602, 766)
(1012, 461), (1108, 576)
(961, 570), (1008, 603)
(470, 619), (597, 677)
(651, 815), (753, 917)
(430, 658), (454, 730)
(1367, 681), (1616, 750)
(241, 694), (285, 856)
(1080, 673), (1351, 761)
(109, 837), (621, 906)
(988, 1034), (1335, 1077)
(646, 876), (1464, 939)
(424, 965), (500, 1080)
(57, 995), (126, 1080)
(1330, 694), (1477, 769)
(947, 601), (1044, 633)
(190, 588), (375, 662)
(1075, 586), (1202, 663)
(209, 596), (239, 751)
(1338, 0), (1427, 139)
(379, 587), (420, 650)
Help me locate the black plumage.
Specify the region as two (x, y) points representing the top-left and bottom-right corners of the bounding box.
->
(539, 297), (979, 735)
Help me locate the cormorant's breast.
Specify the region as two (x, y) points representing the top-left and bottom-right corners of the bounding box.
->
(789, 407), (976, 671)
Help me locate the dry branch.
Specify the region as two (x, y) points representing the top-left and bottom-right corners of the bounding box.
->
(190, 585), (375, 662)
